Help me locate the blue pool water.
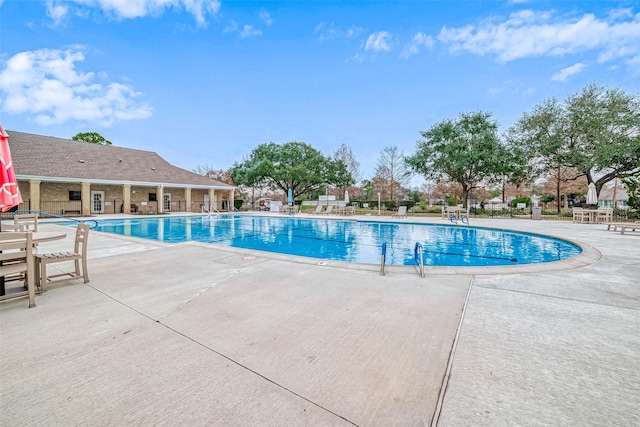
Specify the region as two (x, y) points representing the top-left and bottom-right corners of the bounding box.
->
(84, 215), (581, 267)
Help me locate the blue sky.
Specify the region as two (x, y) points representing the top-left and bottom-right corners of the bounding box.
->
(1, 0), (639, 187)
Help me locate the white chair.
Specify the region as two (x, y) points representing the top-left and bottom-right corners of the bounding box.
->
(310, 205), (324, 215)
(572, 207), (588, 223)
(322, 205), (334, 215)
(0, 231), (36, 307)
(35, 223), (90, 291)
(596, 207), (613, 223)
(392, 206), (408, 218)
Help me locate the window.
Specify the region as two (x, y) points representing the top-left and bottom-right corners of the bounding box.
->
(69, 191), (81, 201)
(149, 193), (157, 201)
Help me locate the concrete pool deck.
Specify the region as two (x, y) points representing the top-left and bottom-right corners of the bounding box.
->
(1, 214), (639, 426)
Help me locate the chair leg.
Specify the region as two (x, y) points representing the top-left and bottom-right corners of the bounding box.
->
(40, 260), (48, 292)
(82, 257), (89, 283)
(74, 259), (81, 277)
(27, 264), (36, 308)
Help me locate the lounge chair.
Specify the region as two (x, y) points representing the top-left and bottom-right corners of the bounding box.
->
(322, 205), (334, 215)
(35, 223), (90, 291)
(392, 206), (408, 218)
(310, 205), (324, 215)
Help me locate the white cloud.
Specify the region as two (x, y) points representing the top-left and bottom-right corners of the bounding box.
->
(259, 9), (273, 26)
(240, 25), (262, 39)
(223, 19), (238, 34)
(45, 0), (221, 27)
(46, 0), (69, 23)
(400, 32), (434, 59)
(552, 63), (587, 81)
(0, 48), (152, 126)
(314, 22), (362, 41)
(365, 31), (392, 52)
(437, 9), (640, 66)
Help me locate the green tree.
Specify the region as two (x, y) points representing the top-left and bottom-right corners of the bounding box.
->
(360, 179), (374, 200)
(406, 111), (509, 208)
(71, 132), (112, 145)
(509, 82), (640, 197)
(229, 141), (350, 200)
(622, 161), (640, 210)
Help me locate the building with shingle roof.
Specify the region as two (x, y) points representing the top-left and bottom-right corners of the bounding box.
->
(7, 130), (235, 216)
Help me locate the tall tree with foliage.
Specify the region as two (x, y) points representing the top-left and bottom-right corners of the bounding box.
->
(509, 82), (640, 197)
(406, 111), (510, 208)
(360, 179), (374, 200)
(71, 132), (112, 145)
(229, 141), (350, 200)
(373, 145), (412, 201)
(622, 160), (640, 211)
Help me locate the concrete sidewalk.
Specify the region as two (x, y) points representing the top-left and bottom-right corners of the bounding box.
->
(1, 215), (638, 426)
(435, 218), (640, 427)
(1, 220), (470, 426)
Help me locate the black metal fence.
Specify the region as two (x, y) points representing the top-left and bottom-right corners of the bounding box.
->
(466, 206), (639, 222)
(0, 199), (195, 217)
(4, 199), (638, 222)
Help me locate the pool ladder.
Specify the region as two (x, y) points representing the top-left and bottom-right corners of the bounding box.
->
(202, 205), (220, 217)
(414, 242), (424, 278)
(381, 242), (425, 278)
(380, 242), (387, 276)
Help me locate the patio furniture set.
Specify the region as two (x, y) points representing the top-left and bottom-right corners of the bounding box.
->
(0, 214), (89, 308)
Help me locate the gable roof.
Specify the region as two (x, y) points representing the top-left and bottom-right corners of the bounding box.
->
(7, 130), (234, 190)
(599, 186), (628, 201)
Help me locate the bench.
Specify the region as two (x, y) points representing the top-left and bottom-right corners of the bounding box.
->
(61, 209), (81, 216)
(606, 222), (640, 235)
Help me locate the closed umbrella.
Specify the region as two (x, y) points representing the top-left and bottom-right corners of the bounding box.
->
(344, 189), (350, 205)
(586, 183), (598, 206)
(1, 125), (24, 296)
(0, 125), (23, 212)
(287, 189), (293, 206)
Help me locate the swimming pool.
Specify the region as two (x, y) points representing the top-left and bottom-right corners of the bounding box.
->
(85, 215), (581, 267)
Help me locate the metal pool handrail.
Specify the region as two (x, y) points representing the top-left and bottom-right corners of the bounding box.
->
(414, 242), (424, 277)
(380, 242), (387, 276)
(14, 210), (99, 229)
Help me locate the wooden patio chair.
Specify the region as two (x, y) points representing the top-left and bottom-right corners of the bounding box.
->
(14, 213), (38, 232)
(596, 207), (613, 223)
(0, 231), (36, 307)
(35, 223), (90, 291)
(572, 207), (588, 223)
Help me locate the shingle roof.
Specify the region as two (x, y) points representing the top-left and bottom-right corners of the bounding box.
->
(7, 130), (234, 189)
(599, 186), (628, 201)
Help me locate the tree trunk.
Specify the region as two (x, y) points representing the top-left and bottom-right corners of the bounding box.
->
(556, 177), (561, 214)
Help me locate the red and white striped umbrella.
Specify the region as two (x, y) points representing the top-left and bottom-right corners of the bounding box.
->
(0, 125), (23, 212)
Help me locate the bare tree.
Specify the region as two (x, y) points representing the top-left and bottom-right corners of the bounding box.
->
(373, 146), (412, 200)
(193, 164), (234, 184)
(333, 144), (361, 197)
